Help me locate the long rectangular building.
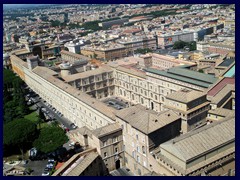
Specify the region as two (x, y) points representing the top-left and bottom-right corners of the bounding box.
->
(10, 55), (116, 130)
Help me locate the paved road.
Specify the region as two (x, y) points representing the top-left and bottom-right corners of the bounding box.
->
(110, 168), (134, 176)
(19, 159), (48, 176)
(32, 95), (74, 130)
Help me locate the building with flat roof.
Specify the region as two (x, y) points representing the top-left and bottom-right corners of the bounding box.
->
(60, 50), (90, 64)
(81, 43), (127, 61)
(116, 35), (157, 56)
(208, 42), (235, 55)
(157, 31), (195, 49)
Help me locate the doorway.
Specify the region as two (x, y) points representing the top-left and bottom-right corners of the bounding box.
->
(115, 159), (120, 169)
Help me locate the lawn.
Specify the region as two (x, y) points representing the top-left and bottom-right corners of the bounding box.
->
(24, 111), (49, 129)
(24, 111), (38, 123)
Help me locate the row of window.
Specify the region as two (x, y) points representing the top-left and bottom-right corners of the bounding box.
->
(103, 147), (119, 158)
(103, 136), (118, 147)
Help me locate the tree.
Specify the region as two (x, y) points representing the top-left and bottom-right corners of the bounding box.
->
(173, 41), (196, 51)
(37, 109), (45, 128)
(135, 48), (153, 54)
(4, 119), (38, 159)
(33, 125), (68, 154)
(189, 41), (196, 51)
(4, 69), (28, 122)
(173, 40), (187, 49)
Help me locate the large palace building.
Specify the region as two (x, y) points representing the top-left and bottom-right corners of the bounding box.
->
(10, 54), (234, 176)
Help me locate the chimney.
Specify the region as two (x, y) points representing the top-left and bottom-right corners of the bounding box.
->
(27, 55), (39, 70)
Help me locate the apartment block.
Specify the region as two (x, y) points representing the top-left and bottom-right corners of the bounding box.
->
(81, 43), (127, 61)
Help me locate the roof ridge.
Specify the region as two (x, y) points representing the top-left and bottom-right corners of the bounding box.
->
(173, 117), (234, 143)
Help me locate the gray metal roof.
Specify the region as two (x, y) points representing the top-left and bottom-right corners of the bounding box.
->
(160, 117), (235, 162)
(145, 67), (217, 88)
(218, 58), (235, 67)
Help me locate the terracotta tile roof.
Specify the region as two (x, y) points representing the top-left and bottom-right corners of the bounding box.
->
(208, 77), (235, 96)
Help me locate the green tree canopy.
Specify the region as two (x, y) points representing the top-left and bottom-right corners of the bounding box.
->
(4, 119), (38, 159)
(173, 40), (188, 49)
(33, 125), (68, 154)
(173, 40), (196, 51)
(4, 69), (28, 122)
(135, 48), (153, 54)
(4, 119), (37, 146)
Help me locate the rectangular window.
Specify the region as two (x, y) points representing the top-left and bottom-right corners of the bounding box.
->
(137, 156), (140, 163)
(113, 136), (118, 143)
(143, 161), (146, 167)
(137, 146), (140, 153)
(132, 151), (135, 158)
(104, 152), (107, 158)
(142, 146), (146, 154)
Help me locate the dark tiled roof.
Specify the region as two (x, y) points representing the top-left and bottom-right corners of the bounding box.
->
(218, 58), (235, 67)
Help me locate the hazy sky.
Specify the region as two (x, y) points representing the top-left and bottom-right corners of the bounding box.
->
(3, 4), (51, 9)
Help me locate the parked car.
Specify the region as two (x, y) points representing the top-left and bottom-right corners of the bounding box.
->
(29, 148), (37, 158)
(42, 171), (50, 176)
(108, 101), (115, 106)
(69, 142), (75, 147)
(65, 128), (70, 132)
(70, 123), (77, 129)
(48, 159), (55, 163)
(46, 163), (54, 169)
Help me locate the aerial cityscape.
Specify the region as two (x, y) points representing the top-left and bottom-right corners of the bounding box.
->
(3, 4), (235, 176)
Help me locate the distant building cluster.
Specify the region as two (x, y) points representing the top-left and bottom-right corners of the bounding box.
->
(4, 4), (235, 177)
